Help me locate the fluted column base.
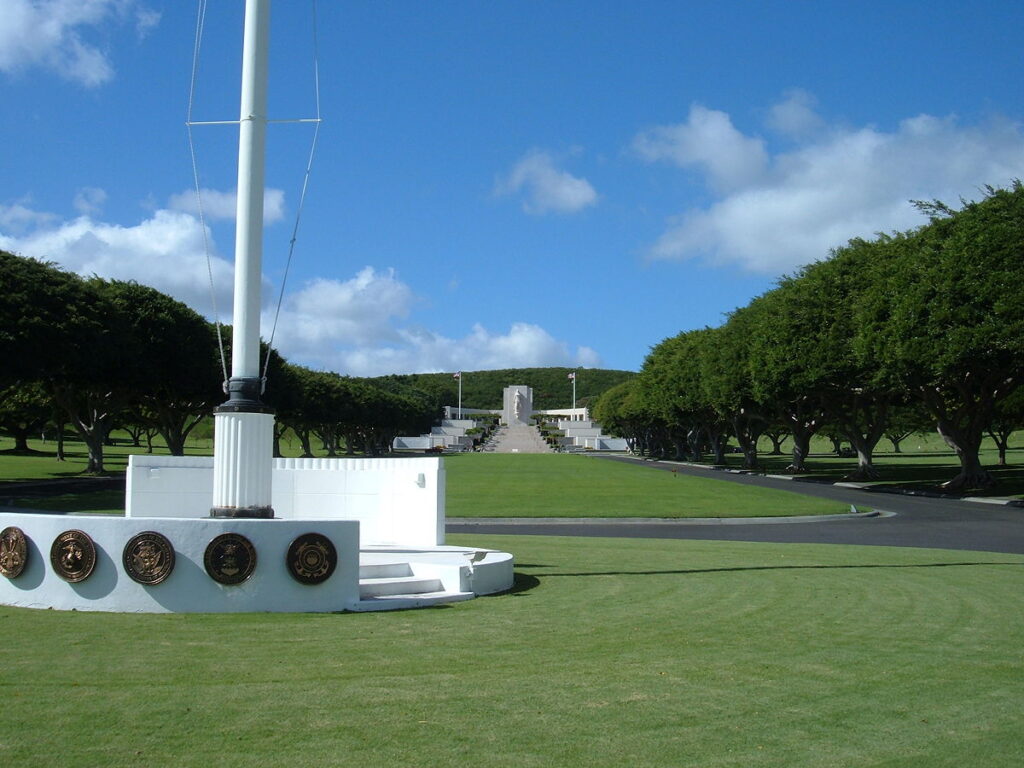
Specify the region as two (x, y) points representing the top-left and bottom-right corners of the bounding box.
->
(211, 410), (275, 519)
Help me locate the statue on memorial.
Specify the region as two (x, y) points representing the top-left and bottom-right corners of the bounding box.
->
(513, 390), (525, 422)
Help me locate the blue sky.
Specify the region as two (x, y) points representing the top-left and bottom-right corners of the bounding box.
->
(2, 0), (1023, 376)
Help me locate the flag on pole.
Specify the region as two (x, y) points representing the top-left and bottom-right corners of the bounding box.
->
(567, 372), (575, 380)
(453, 371), (461, 379)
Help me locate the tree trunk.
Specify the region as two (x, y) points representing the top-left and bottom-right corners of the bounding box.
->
(295, 428), (314, 458)
(684, 428), (702, 463)
(787, 427), (814, 473)
(671, 436), (687, 461)
(731, 416), (762, 470)
(10, 425), (31, 452)
(53, 391), (118, 474)
(76, 422), (108, 474)
(886, 431), (911, 454)
(272, 423), (288, 459)
(987, 429), (1010, 467)
(937, 420), (992, 491)
(127, 425), (143, 447)
(161, 427), (185, 456)
(765, 430), (788, 455)
(709, 429), (727, 465)
(781, 404), (823, 473)
(56, 421), (66, 461)
(844, 433), (881, 481)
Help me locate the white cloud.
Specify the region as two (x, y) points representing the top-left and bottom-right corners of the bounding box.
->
(266, 272), (601, 376)
(0, 0), (158, 87)
(314, 321), (601, 378)
(0, 200), (60, 233)
(73, 186), (107, 215)
(265, 268), (415, 356)
(167, 187), (286, 224)
(496, 149), (598, 215)
(636, 95), (1024, 273)
(0, 203), (602, 377)
(0, 204), (234, 317)
(633, 104), (769, 194)
(766, 88), (824, 140)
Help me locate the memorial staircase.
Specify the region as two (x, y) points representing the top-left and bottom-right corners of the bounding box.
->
(484, 424), (552, 454)
(350, 550), (477, 611)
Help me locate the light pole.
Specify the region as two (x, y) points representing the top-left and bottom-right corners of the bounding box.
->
(454, 371), (462, 419)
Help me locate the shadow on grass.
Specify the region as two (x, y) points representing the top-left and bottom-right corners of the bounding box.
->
(479, 571), (541, 598)
(537, 561), (1023, 578)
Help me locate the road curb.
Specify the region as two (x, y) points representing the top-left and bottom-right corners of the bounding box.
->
(449, 509), (894, 527)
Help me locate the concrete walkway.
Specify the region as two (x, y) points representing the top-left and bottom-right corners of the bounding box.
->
(486, 424), (551, 454)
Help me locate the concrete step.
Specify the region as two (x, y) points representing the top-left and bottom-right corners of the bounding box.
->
(349, 590), (475, 612)
(359, 561), (413, 580)
(360, 574), (445, 598)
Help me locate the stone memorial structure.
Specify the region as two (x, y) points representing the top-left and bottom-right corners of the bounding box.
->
(503, 385), (534, 426)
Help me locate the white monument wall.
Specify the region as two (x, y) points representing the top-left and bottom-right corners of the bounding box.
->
(126, 455), (445, 548)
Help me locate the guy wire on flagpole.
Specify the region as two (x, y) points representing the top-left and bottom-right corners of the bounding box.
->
(186, 0), (323, 391)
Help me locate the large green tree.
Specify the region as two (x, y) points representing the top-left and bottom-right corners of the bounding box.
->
(748, 237), (904, 479)
(700, 320), (768, 470)
(857, 184), (1024, 489)
(102, 281), (223, 456)
(0, 382), (52, 453)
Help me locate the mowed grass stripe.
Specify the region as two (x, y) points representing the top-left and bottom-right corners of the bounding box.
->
(445, 454), (841, 517)
(1, 535), (1021, 767)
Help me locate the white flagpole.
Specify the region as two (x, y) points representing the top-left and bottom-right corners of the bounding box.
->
(211, 0), (275, 519)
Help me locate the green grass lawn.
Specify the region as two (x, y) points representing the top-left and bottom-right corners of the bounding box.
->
(4, 429), (1021, 516)
(1, 534), (1021, 767)
(445, 454), (842, 517)
(3, 439), (844, 518)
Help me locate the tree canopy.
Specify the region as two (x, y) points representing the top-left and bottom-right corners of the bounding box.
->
(594, 183), (1024, 489)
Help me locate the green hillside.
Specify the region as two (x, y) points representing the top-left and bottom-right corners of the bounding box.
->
(371, 367), (636, 411)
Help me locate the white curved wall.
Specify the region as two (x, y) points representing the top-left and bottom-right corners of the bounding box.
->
(0, 513), (359, 613)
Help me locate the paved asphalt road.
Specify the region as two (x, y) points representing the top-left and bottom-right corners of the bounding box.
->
(447, 455), (1024, 555)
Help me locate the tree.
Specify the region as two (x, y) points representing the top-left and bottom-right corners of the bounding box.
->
(592, 379), (658, 455)
(638, 329), (729, 463)
(744, 286), (828, 473)
(987, 387), (1024, 467)
(0, 255), (120, 472)
(102, 281), (224, 456)
(858, 185), (1024, 489)
(764, 428), (790, 455)
(0, 382), (52, 452)
(700, 320), (767, 470)
(883, 400), (933, 454)
(0, 252), (104, 391)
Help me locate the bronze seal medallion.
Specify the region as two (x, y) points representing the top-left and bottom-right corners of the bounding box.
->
(50, 529), (97, 583)
(204, 533), (257, 585)
(0, 526), (28, 579)
(286, 533), (337, 585)
(123, 531), (175, 585)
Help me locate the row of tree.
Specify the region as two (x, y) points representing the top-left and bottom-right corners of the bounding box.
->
(592, 184), (1024, 491)
(0, 251), (444, 473)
